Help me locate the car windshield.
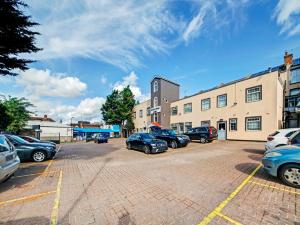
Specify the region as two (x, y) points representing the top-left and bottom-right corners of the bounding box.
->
(27, 136), (40, 142)
(141, 133), (155, 140)
(10, 135), (29, 144)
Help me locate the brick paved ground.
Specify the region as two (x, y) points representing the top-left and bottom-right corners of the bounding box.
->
(0, 139), (300, 225)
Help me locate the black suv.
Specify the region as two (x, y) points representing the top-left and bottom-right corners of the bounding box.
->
(184, 126), (217, 143)
(151, 129), (190, 149)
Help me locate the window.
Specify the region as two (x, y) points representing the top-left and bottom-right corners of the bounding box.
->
(139, 110), (143, 118)
(290, 68), (300, 84)
(292, 133), (300, 144)
(171, 123), (178, 132)
(171, 106), (178, 116)
(185, 122), (192, 132)
(246, 117), (261, 131)
(201, 98), (211, 110)
(285, 131), (297, 138)
(229, 118), (237, 131)
(153, 97), (158, 107)
(147, 107), (150, 116)
(153, 112), (158, 122)
(290, 88), (300, 96)
(246, 86), (262, 103)
(184, 103), (192, 113)
(217, 94), (227, 108)
(201, 120), (210, 126)
(133, 111), (136, 119)
(153, 80), (158, 92)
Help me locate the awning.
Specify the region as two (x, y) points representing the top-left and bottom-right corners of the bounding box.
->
(149, 122), (161, 127)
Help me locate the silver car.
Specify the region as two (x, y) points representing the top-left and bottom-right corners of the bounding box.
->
(0, 135), (20, 183)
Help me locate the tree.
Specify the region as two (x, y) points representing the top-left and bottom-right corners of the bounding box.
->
(101, 86), (135, 137)
(0, 96), (32, 133)
(0, 0), (41, 76)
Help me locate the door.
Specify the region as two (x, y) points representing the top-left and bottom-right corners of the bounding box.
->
(217, 121), (227, 140)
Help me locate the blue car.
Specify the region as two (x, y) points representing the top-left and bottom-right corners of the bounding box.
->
(262, 145), (300, 188)
(94, 133), (108, 144)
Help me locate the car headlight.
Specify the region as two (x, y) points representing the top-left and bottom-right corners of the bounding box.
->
(177, 137), (183, 141)
(151, 143), (157, 147)
(264, 152), (282, 158)
(46, 146), (53, 150)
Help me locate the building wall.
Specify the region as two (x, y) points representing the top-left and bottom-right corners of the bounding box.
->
(170, 71), (286, 141)
(133, 100), (151, 132)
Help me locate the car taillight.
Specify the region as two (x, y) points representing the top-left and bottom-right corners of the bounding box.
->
(267, 136), (274, 141)
(209, 127), (213, 138)
(288, 138), (292, 145)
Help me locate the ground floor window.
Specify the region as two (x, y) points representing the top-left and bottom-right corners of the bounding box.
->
(246, 116), (261, 131)
(153, 112), (158, 122)
(179, 123), (184, 134)
(201, 120), (210, 126)
(229, 118), (237, 131)
(184, 122), (192, 132)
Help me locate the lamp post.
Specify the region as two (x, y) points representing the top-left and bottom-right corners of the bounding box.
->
(70, 117), (74, 142)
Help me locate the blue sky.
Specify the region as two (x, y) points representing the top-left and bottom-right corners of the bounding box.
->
(1, 0), (300, 122)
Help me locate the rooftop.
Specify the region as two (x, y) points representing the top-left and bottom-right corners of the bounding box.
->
(152, 75), (180, 86)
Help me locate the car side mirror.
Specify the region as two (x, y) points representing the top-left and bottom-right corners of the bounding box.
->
(0, 144), (9, 152)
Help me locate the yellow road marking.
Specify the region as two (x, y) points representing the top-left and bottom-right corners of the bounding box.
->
(50, 170), (63, 225)
(198, 164), (262, 225)
(12, 170), (59, 179)
(0, 191), (56, 206)
(215, 212), (242, 225)
(249, 180), (300, 195)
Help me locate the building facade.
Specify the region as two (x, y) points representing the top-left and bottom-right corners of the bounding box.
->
(133, 53), (300, 141)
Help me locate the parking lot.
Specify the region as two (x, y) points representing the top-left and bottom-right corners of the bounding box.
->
(1, 139), (300, 225)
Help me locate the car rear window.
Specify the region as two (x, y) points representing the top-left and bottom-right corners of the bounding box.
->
(269, 131), (279, 136)
(285, 131), (297, 138)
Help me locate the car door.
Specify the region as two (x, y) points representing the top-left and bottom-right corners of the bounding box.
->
(186, 128), (196, 140)
(0, 137), (15, 168)
(291, 133), (300, 147)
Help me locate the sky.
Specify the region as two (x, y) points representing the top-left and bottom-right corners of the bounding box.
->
(1, 0), (300, 123)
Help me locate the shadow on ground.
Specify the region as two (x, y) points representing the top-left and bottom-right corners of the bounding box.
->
(0, 216), (49, 225)
(243, 148), (265, 155)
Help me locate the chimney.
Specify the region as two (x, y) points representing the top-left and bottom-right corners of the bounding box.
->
(284, 51), (293, 66)
(43, 115), (48, 121)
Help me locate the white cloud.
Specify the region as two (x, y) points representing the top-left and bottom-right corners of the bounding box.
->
(113, 71), (149, 102)
(100, 75), (107, 84)
(27, 0), (184, 70)
(274, 0), (300, 36)
(17, 68), (87, 97)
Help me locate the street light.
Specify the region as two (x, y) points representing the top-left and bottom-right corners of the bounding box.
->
(70, 117), (75, 142)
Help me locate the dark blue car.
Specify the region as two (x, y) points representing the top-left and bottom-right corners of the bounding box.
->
(94, 133), (108, 143)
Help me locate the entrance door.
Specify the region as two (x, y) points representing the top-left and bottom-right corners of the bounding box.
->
(217, 121), (227, 140)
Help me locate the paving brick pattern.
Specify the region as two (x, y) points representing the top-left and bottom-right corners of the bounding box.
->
(1, 140), (300, 224)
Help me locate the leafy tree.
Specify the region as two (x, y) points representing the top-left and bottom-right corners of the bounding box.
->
(101, 86), (135, 137)
(0, 96), (32, 133)
(0, 0), (41, 76)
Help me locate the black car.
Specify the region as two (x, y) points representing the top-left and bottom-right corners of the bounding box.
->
(151, 129), (190, 149)
(184, 126), (218, 143)
(4, 135), (57, 162)
(126, 133), (168, 154)
(20, 136), (56, 147)
(94, 133), (108, 143)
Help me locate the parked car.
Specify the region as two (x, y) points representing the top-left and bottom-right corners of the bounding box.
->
(0, 135), (20, 183)
(20, 136), (56, 147)
(94, 133), (108, 143)
(4, 134), (56, 162)
(126, 133), (168, 154)
(265, 128), (300, 150)
(262, 145), (300, 188)
(184, 126), (217, 143)
(151, 129), (190, 149)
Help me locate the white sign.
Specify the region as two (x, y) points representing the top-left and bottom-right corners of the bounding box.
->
(150, 106), (161, 114)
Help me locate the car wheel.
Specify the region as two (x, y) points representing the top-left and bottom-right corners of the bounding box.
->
(171, 140), (178, 149)
(279, 164), (300, 188)
(200, 137), (207, 144)
(32, 151), (46, 162)
(127, 143), (132, 150)
(144, 145), (151, 154)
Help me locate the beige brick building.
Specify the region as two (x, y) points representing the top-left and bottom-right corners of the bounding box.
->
(133, 53), (300, 141)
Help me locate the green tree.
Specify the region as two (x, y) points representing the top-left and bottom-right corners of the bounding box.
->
(101, 86), (135, 137)
(0, 96), (32, 133)
(0, 0), (41, 76)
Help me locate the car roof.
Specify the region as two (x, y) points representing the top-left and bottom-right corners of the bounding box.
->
(289, 130), (300, 139)
(277, 128), (300, 135)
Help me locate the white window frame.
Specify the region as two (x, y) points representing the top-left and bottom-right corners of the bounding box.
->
(201, 98), (211, 111)
(229, 118), (237, 131)
(153, 81), (158, 92)
(246, 116), (261, 131)
(246, 86), (262, 103)
(171, 106), (178, 116)
(217, 94), (227, 108)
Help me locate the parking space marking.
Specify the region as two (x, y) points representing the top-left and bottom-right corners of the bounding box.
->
(198, 164), (262, 225)
(12, 170), (59, 179)
(249, 180), (300, 195)
(215, 212), (242, 225)
(50, 170), (63, 225)
(0, 190), (56, 206)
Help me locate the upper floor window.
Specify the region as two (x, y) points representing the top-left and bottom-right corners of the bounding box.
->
(171, 106), (178, 116)
(246, 86), (262, 103)
(153, 97), (158, 107)
(147, 107), (150, 116)
(217, 94), (227, 108)
(290, 88), (300, 96)
(184, 103), (192, 113)
(133, 111), (136, 119)
(290, 68), (300, 84)
(201, 98), (211, 110)
(153, 81), (158, 92)
(139, 110), (143, 118)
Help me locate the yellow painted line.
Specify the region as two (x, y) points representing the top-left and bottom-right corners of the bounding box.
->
(249, 180), (300, 195)
(215, 212), (242, 225)
(0, 190), (56, 206)
(12, 170), (59, 179)
(198, 164), (262, 225)
(50, 170), (63, 225)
